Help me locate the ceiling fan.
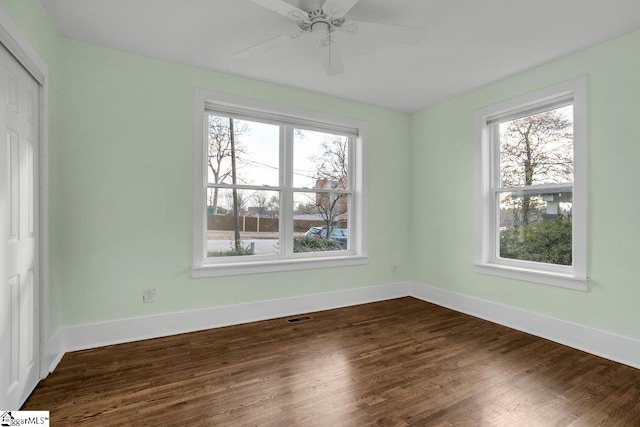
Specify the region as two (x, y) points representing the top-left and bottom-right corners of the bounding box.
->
(237, 0), (425, 76)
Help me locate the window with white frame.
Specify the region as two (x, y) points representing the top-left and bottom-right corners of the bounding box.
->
(475, 77), (587, 290)
(192, 90), (367, 277)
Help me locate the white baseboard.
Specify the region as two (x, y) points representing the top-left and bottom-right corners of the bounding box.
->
(45, 328), (64, 375)
(63, 282), (409, 352)
(409, 281), (640, 370)
(52, 281), (640, 374)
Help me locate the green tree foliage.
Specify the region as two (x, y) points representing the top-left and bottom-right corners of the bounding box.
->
(500, 217), (572, 266)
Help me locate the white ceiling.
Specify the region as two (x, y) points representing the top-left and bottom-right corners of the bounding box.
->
(39, 0), (640, 113)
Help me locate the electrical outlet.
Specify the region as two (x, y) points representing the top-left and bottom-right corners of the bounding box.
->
(391, 265), (398, 275)
(143, 288), (156, 303)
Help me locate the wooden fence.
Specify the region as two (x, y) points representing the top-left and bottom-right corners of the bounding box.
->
(208, 215), (347, 233)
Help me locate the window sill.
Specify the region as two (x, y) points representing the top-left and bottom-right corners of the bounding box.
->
(192, 255), (369, 278)
(474, 262), (588, 291)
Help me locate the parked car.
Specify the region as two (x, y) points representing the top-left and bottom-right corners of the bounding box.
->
(320, 227), (348, 247)
(304, 226), (324, 238)
(304, 226), (348, 248)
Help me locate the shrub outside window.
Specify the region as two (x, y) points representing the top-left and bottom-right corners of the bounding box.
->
(475, 78), (588, 290)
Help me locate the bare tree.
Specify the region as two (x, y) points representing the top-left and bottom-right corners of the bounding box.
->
(295, 201), (317, 215)
(311, 136), (349, 238)
(252, 190), (269, 217)
(223, 190), (248, 214)
(315, 192), (347, 238)
(500, 109), (573, 227)
(313, 136), (349, 188)
(267, 195), (279, 218)
(207, 116), (248, 214)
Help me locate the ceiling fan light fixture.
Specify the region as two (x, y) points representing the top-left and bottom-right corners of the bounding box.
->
(311, 21), (331, 47)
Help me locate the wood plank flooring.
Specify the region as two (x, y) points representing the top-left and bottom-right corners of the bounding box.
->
(23, 297), (640, 426)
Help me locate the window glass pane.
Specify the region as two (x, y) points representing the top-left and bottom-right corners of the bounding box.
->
(293, 129), (349, 190)
(207, 188), (280, 257)
(498, 190), (572, 266)
(293, 191), (349, 253)
(499, 105), (573, 187)
(207, 115), (279, 187)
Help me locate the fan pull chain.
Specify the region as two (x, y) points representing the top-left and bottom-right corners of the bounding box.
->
(328, 34), (332, 70)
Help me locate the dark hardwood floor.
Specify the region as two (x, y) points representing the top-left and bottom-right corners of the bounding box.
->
(23, 297), (640, 426)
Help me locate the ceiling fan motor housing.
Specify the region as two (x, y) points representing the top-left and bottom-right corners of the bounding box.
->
(296, 9), (346, 33)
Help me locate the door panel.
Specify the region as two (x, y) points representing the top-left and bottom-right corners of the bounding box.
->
(0, 42), (39, 410)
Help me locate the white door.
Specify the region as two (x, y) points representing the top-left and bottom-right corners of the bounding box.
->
(0, 42), (40, 409)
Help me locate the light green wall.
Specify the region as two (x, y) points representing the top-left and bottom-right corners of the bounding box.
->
(55, 40), (411, 326)
(0, 1), (63, 336)
(2, 2), (410, 329)
(4, 1), (640, 342)
(410, 28), (640, 339)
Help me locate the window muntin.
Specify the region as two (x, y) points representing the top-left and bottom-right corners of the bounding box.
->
(475, 77), (587, 290)
(205, 113), (355, 260)
(192, 89), (367, 277)
(494, 105), (574, 266)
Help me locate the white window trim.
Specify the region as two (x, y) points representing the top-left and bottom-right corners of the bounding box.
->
(474, 77), (588, 290)
(192, 89), (368, 278)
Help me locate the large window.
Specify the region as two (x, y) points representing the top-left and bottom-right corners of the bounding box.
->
(192, 90), (367, 277)
(475, 77), (587, 290)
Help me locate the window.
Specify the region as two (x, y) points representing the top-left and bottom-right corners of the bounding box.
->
(475, 77), (587, 290)
(192, 90), (367, 277)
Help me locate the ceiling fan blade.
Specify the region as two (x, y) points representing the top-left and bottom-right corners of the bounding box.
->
(348, 21), (425, 45)
(323, 0), (361, 18)
(249, 0), (308, 21)
(317, 37), (344, 76)
(235, 31), (307, 59)
(335, 22), (358, 36)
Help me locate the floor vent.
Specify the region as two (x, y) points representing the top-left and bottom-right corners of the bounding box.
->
(286, 315), (313, 323)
